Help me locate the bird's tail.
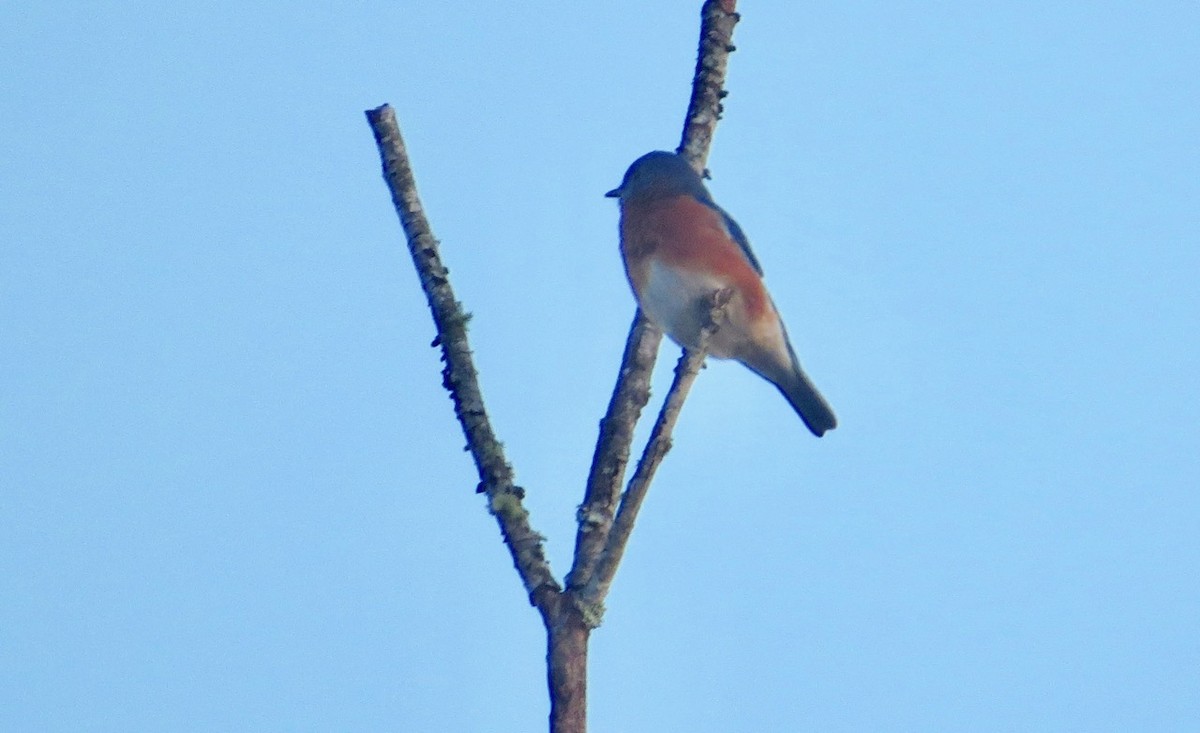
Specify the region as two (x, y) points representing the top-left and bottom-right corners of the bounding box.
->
(776, 366), (837, 437)
(741, 326), (837, 437)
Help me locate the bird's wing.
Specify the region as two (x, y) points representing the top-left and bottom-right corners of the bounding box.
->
(698, 197), (763, 275)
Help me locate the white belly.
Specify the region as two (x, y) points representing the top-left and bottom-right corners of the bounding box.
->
(640, 260), (736, 356)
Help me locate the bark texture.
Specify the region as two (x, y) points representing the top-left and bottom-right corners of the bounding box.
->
(546, 598), (590, 733)
(565, 311), (662, 593)
(364, 105), (560, 609)
(581, 290), (733, 607)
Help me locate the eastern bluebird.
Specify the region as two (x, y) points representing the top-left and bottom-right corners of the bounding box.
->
(606, 151), (837, 437)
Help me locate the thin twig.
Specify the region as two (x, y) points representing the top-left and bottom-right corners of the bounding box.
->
(581, 290), (734, 608)
(679, 0), (741, 170)
(365, 105), (560, 608)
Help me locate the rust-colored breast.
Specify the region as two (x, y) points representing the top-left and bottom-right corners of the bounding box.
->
(620, 194), (769, 319)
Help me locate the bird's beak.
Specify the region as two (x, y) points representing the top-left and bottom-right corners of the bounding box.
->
(604, 187), (621, 198)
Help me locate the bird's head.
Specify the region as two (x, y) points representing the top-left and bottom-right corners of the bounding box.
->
(605, 151), (709, 201)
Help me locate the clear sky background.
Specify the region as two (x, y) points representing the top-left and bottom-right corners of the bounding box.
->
(3, 2), (1198, 731)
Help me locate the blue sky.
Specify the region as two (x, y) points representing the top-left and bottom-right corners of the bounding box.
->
(3, 2), (1198, 731)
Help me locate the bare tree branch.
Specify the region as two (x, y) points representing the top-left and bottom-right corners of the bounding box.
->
(366, 1), (740, 729)
(567, 0), (741, 623)
(565, 312), (662, 593)
(364, 105), (561, 609)
(680, 0), (741, 170)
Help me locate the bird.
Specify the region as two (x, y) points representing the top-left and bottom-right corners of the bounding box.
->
(606, 151), (837, 437)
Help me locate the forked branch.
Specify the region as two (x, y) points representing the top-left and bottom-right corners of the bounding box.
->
(366, 1), (740, 730)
